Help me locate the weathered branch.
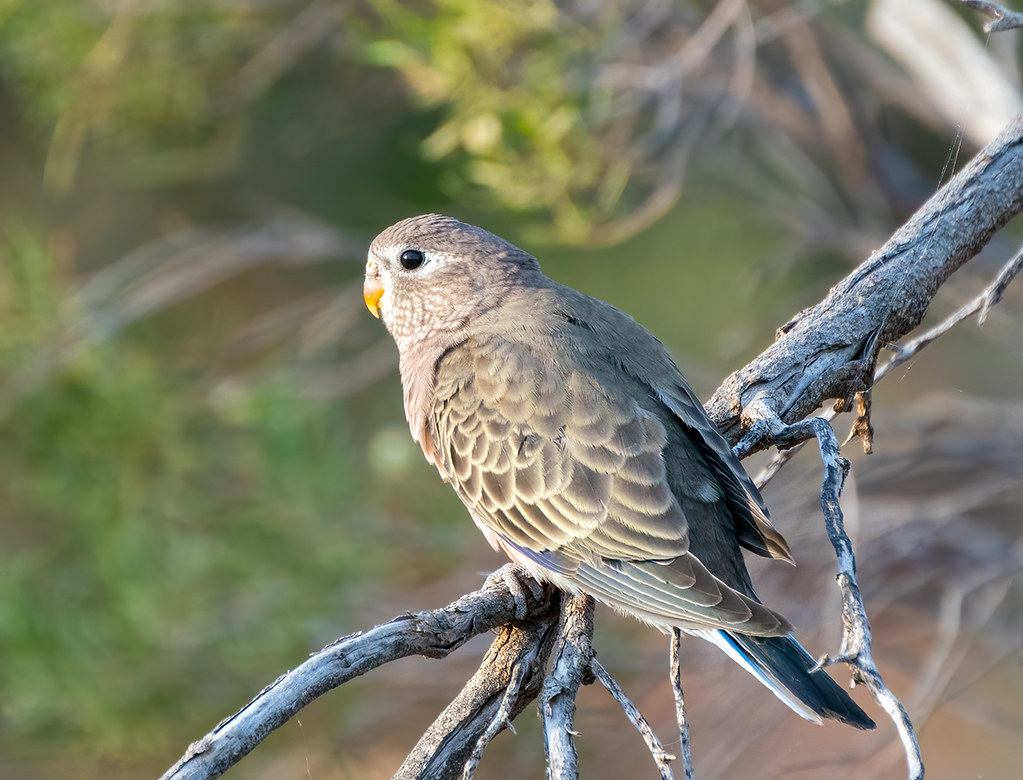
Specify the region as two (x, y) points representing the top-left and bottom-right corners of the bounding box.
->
(960, 0), (1023, 33)
(707, 111), (1023, 446)
(752, 240), (1023, 489)
(399, 589), (560, 780)
(160, 568), (555, 780)
(719, 113), (1023, 780)
(878, 241), (1023, 381)
(541, 595), (596, 780)
(669, 630), (696, 780)
(736, 416), (924, 779)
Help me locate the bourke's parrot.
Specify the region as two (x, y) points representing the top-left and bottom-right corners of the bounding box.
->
(363, 214), (874, 729)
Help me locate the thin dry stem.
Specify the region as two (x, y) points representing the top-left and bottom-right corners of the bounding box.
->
(735, 415), (924, 780)
(670, 630), (696, 780)
(591, 659), (676, 780)
(960, 0), (1023, 33)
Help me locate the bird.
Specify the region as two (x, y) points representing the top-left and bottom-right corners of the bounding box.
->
(363, 213), (875, 729)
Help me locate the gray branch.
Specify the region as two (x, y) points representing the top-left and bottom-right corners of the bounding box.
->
(707, 111), (1023, 445)
(399, 590), (560, 780)
(720, 110), (1023, 780)
(160, 570), (556, 780)
(669, 630), (695, 780)
(735, 416), (924, 779)
(541, 595), (596, 780)
(960, 0), (1023, 33)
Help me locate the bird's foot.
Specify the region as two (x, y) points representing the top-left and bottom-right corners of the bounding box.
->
(486, 563), (544, 620)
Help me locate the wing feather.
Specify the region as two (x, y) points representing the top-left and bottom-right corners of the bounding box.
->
(432, 335), (789, 635)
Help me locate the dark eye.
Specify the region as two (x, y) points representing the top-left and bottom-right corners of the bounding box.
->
(400, 249), (425, 270)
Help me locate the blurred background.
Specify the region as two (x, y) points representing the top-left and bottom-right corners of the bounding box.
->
(1, 1), (1022, 778)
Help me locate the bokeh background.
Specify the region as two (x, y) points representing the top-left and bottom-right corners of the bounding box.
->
(2, 1), (1022, 778)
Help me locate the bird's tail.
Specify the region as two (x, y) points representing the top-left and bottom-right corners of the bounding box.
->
(696, 629), (876, 729)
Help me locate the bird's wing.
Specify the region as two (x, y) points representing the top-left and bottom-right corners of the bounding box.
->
(430, 334), (789, 635)
(654, 381), (793, 563)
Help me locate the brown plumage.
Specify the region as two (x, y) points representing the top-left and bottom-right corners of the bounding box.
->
(365, 214), (874, 728)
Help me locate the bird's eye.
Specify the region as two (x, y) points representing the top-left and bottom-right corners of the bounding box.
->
(400, 249), (425, 270)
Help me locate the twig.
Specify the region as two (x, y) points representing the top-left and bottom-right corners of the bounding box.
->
(669, 630), (695, 780)
(960, 0), (1023, 33)
(395, 592), (560, 780)
(708, 111), (1023, 446)
(877, 243), (1023, 381)
(161, 565), (554, 780)
(462, 661), (529, 779)
(735, 414), (924, 780)
(541, 595), (596, 780)
(754, 241), (1023, 488)
(591, 659), (675, 780)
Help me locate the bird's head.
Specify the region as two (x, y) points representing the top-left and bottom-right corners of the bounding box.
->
(365, 214), (542, 351)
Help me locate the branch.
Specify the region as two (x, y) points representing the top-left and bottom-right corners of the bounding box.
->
(877, 241), (1023, 381)
(721, 121), (1023, 779)
(669, 630), (695, 780)
(541, 595), (596, 780)
(161, 566), (555, 780)
(718, 116), (1023, 777)
(735, 417), (924, 780)
(591, 659), (676, 780)
(462, 657), (529, 779)
(959, 0), (1023, 33)
(399, 593), (560, 780)
(707, 110), (1023, 446)
(750, 241), (1023, 489)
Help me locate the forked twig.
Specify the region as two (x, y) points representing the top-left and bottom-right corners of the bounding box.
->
(735, 414), (923, 780)
(960, 0), (1023, 33)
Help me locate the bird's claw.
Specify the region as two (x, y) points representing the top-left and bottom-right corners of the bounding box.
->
(486, 563), (543, 620)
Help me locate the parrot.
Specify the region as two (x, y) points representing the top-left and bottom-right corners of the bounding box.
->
(363, 213), (874, 729)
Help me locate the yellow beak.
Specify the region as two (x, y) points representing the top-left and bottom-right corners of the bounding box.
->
(364, 265), (384, 318)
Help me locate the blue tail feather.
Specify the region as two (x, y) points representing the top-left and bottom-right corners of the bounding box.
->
(702, 630), (875, 729)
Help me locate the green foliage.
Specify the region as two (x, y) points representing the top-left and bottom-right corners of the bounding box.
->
(0, 0), (291, 190)
(359, 0), (615, 241)
(0, 0), (635, 240)
(0, 227), (403, 762)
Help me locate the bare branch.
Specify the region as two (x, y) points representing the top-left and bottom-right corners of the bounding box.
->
(670, 630), (696, 780)
(878, 242), (1023, 380)
(708, 111), (1023, 447)
(960, 0), (1023, 33)
(398, 594), (560, 780)
(161, 566), (555, 780)
(462, 660), (529, 779)
(735, 415), (924, 780)
(541, 595), (596, 780)
(754, 239), (1023, 487)
(591, 659), (676, 780)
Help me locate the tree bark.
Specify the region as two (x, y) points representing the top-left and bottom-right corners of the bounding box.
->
(707, 111), (1023, 445)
